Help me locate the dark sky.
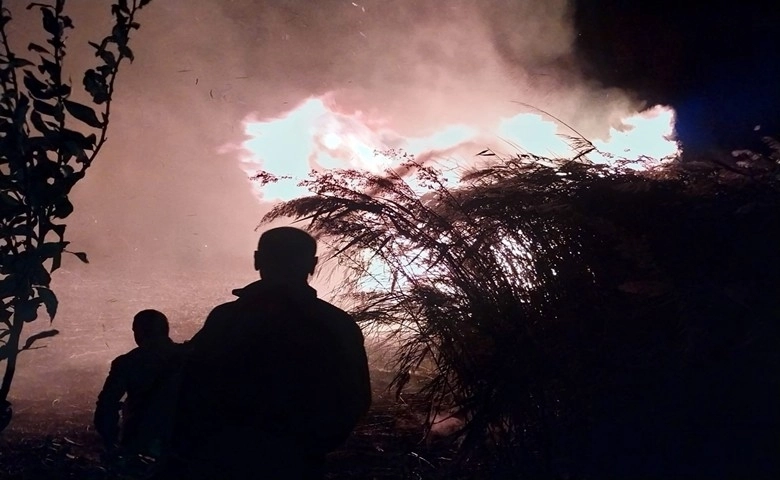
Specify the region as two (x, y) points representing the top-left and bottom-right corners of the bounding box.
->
(574, 0), (780, 151)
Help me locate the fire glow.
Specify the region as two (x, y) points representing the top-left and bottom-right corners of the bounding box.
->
(238, 94), (679, 202)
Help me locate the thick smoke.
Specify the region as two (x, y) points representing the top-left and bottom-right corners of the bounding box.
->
(11, 0), (643, 272)
(5, 0), (647, 409)
(215, 0), (638, 134)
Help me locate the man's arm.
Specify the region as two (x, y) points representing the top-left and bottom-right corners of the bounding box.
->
(173, 302), (234, 447)
(350, 322), (372, 418)
(94, 357), (128, 447)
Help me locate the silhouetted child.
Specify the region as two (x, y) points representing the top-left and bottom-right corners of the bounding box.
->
(94, 309), (184, 457)
(174, 227), (372, 479)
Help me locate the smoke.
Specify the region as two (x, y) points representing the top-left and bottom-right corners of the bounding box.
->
(5, 0), (653, 409)
(5, 0), (648, 273)
(214, 0), (639, 135)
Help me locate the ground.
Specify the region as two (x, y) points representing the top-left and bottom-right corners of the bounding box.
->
(0, 370), (476, 480)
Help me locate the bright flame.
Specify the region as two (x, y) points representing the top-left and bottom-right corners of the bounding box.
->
(590, 105), (678, 168)
(238, 93), (679, 201)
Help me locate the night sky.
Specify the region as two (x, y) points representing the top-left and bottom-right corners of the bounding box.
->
(575, 0), (780, 152)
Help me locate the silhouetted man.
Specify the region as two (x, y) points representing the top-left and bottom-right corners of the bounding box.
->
(175, 227), (372, 479)
(94, 309), (183, 457)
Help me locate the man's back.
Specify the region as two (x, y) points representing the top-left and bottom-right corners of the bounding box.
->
(95, 337), (183, 455)
(175, 280), (371, 478)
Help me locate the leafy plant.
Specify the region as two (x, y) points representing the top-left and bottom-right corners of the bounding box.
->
(262, 149), (780, 477)
(0, 0), (153, 431)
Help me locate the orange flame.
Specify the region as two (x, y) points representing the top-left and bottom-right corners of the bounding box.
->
(238, 94), (678, 201)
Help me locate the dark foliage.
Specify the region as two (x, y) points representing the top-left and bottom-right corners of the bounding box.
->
(263, 148), (780, 478)
(0, 0), (152, 431)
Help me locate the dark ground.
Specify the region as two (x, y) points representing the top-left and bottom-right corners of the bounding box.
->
(0, 370), (475, 480)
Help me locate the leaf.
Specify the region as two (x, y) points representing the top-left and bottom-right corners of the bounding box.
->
(10, 58), (34, 69)
(37, 58), (61, 80)
(23, 72), (52, 100)
(0, 191), (19, 207)
(51, 253), (62, 272)
(50, 223), (66, 241)
(28, 42), (51, 55)
(30, 110), (53, 135)
(61, 142), (87, 164)
(30, 264), (51, 289)
(140, 0), (153, 7)
(119, 45), (134, 62)
(98, 49), (116, 67)
(13, 94), (30, 124)
(63, 100), (103, 128)
(53, 197), (74, 219)
(54, 83), (77, 101)
(83, 69), (109, 104)
(112, 24), (129, 47)
(41, 8), (60, 37)
(38, 242), (65, 260)
(71, 251), (89, 264)
(15, 298), (40, 323)
(59, 129), (96, 150)
(33, 99), (59, 118)
(36, 287), (58, 319)
(20, 329), (59, 351)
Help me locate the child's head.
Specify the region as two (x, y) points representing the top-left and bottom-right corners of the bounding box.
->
(132, 309), (169, 346)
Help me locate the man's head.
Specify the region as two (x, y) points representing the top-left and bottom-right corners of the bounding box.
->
(254, 227), (318, 284)
(132, 309), (170, 346)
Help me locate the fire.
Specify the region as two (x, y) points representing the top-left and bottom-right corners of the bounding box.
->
(590, 105), (679, 168)
(238, 94), (678, 201)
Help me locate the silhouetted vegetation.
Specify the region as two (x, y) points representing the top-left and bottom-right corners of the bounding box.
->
(0, 0), (152, 432)
(263, 144), (780, 478)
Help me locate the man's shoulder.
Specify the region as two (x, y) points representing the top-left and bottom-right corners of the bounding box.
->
(112, 342), (183, 366)
(313, 298), (354, 321)
(110, 347), (142, 370)
(204, 298), (245, 323)
(312, 299), (364, 336)
(190, 299), (249, 345)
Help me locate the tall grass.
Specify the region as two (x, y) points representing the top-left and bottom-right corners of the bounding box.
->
(263, 150), (780, 478)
